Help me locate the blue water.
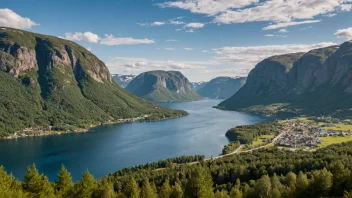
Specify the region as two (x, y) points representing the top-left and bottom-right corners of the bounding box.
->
(0, 99), (267, 181)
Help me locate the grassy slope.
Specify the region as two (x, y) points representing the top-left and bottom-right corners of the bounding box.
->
(0, 28), (186, 136)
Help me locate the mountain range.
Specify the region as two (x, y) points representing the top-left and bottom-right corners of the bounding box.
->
(196, 77), (247, 99)
(0, 27), (185, 137)
(218, 41), (352, 118)
(112, 74), (136, 88)
(126, 70), (202, 102)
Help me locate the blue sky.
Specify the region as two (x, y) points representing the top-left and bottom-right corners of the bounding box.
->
(1, 0), (352, 81)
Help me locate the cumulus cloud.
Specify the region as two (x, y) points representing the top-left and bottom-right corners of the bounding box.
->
(0, 8), (38, 29)
(157, 0), (259, 15)
(100, 34), (155, 45)
(184, 22), (205, 28)
(213, 42), (337, 66)
(335, 27), (352, 40)
(184, 48), (194, 50)
(265, 34), (275, 37)
(158, 0), (352, 31)
(106, 57), (213, 74)
(64, 32), (101, 43)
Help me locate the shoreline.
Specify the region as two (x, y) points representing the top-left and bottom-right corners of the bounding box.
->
(1, 113), (187, 140)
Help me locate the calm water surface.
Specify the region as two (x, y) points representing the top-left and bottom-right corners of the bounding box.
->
(0, 99), (267, 181)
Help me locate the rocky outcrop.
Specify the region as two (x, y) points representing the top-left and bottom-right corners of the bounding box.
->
(196, 77), (246, 99)
(0, 27), (185, 136)
(218, 41), (352, 117)
(126, 70), (202, 102)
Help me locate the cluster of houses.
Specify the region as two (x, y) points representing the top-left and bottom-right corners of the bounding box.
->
(275, 119), (351, 149)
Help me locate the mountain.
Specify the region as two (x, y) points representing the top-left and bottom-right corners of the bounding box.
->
(192, 81), (207, 91)
(0, 27), (186, 137)
(218, 42), (352, 118)
(112, 74), (135, 88)
(196, 77), (247, 99)
(126, 70), (203, 102)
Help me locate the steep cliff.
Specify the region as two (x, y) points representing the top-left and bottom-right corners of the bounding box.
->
(196, 77), (246, 99)
(126, 70), (202, 102)
(0, 27), (186, 136)
(218, 42), (352, 118)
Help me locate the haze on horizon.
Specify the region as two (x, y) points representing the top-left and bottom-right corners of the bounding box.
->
(1, 0), (352, 81)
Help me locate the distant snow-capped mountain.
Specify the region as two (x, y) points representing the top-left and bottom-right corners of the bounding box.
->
(112, 74), (136, 88)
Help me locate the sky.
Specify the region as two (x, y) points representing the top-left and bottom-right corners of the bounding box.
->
(1, 0), (352, 82)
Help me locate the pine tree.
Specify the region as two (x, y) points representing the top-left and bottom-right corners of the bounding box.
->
(184, 166), (214, 198)
(159, 179), (172, 198)
(0, 166), (23, 197)
(170, 180), (183, 198)
(140, 179), (157, 198)
(253, 175), (271, 198)
(73, 170), (97, 198)
(55, 165), (73, 196)
(93, 178), (117, 198)
(229, 187), (243, 198)
(215, 190), (230, 198)
(286, 172), (297, 188)
(22, 164), (55, 197)
(124, 177), (140, 198)
(296, 171), (309, 197)
(311, 168), (333, 197)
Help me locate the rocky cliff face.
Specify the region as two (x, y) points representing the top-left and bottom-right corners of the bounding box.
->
(126, 70), (202, 102)
(0, 27), (185, 136)
(218, 42), (352, 118)
(196, 77), (246, 99)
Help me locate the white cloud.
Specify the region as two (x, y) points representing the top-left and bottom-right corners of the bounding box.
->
(164, 48), (176, 51)
(107, 57), (212, 74)
(137, 23), (148, 27)
(157, 0), (259, 15)
(201, 68), (251, 76)
(100, 34), (155, 45)
(263, 20), (321, 30)
(166, 39), (178, 42)
(184, 22), (205, 28)
(213, 42), (337, 66)
(158, 0), (352, 31)
(86, 47), (92, 51)
(334, 27), (352, 40)
(278, 29), (288, 33)
(341, 4), (352, 11)
(184, 48), (194, 50)
(265, 34), (275, 37)
(170, 20), (185, 25)
(151, 21), (165, 26)
(202, 50), (209, 53)
(64, 32), (101, 43)
(326, 13), (337, 17)
(0, 8), (38, 29)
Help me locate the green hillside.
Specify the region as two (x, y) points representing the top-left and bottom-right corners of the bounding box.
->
(0, 27), (186, 137)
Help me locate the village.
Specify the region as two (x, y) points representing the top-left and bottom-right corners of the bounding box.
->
(274, 117), (352, 150)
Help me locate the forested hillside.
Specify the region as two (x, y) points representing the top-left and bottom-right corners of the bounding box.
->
(2, 141), (352, 197)
(218, 43), (352, 118)
(0, 27), (186, 137)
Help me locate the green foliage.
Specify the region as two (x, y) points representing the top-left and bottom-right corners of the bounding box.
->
(23, 164), (55, 197)
(158, 179), (172, 198)
(184, 166), (214, 198)
(123, 177), (140, 198)
(222, 141), (240, 155)
(225, 122), (279, 144)
(140, 179), (157, 198)
(0, 27), (187, 136)
(73, 170), (97, 198)
(55, 165), (73, 196)
(126, 70), (202, 102)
